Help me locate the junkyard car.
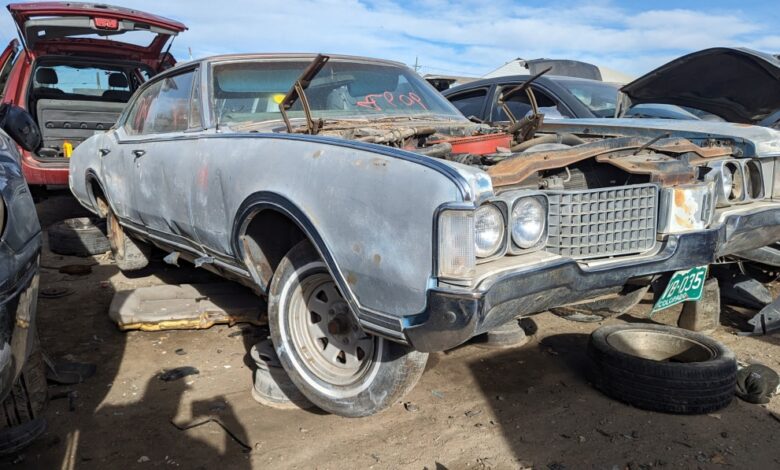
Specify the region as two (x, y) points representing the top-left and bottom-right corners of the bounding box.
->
(617, 47), (780, 125)
(0, 103), (46, 450)
(70, 53), (780, 416)
(0, 1), (186, 187)
(443, 74), (620, 121)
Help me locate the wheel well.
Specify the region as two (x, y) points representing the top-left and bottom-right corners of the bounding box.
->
(87, 177), (109, 217)
(241, 209), (307, 290)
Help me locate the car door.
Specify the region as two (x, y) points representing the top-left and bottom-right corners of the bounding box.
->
(112, 67), (200, 246)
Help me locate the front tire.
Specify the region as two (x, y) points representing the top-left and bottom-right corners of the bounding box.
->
(268, 240), (427, 417)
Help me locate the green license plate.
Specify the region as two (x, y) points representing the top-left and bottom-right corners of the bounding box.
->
(652, 266), (708, 313)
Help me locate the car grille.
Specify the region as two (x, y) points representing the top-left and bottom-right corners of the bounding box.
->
(546, 184), (658, 259)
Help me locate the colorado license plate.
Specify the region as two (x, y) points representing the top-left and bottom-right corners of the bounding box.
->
(652, 266), (708, 313)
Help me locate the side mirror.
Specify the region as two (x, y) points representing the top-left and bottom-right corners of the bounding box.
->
(0, 104), (41, 152)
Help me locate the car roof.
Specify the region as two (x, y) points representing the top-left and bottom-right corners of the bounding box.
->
(168, 53), (407, 71)
(442, 74), (611, 96)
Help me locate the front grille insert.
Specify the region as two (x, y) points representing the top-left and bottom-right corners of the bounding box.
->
(546, 184), (658, 259)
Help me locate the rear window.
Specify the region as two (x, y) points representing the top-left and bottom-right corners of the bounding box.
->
(34, 64), (130, 96)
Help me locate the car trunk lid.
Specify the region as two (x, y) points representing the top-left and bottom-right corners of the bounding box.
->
(7, 2), (187, 66)
(620, 47), (780, 124)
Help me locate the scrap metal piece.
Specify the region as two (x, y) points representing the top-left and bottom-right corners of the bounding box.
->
(736, 244), (780, 267)
(108, 283), (265, 331)
(279, 54), (330, 134)
(487, 136), (729, 188)
(714, 270), (773, 310)
(743, 296), (780, 336)
(498, 67), (551, 142)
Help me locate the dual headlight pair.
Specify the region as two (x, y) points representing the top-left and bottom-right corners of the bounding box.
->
(439, 196), (547, 280)
(705, 159), (764, 207)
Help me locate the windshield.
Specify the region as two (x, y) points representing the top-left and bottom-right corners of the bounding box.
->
(211, 59), (467, 126)
(555, 78), (619, 117)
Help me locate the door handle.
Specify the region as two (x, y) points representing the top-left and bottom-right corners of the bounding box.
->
(132, 149), (146, 159)
(99, 148), (111, 157)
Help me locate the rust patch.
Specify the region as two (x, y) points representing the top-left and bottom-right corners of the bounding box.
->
(371, 158), (387, 168)
(346, 272), (358, 285)
(488, 136), (732, 188)
(674, 189), (686, 206)
(312, 150), (324, 159)
(352, 243), (363, 254)
(373, 254), (382, 266)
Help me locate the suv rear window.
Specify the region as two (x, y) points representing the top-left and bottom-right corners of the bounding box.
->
(34, 64), (130, 96)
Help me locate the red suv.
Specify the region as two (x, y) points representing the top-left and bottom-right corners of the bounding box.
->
(0, 2), (186, 187)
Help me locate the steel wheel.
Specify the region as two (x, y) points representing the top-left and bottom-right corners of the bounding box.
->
(269, 240), (428, 416)
(286, 271), (375, 386)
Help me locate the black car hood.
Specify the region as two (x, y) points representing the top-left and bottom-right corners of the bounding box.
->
(621, 47), (780, 124)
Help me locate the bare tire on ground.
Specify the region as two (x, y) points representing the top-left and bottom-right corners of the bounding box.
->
(587, 324), (736, 414)
(107, 210), (150, 271)
(47, 217), (110, 257)
(268, 240), (427, 417)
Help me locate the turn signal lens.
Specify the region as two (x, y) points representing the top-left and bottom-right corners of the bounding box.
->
(438, 210), (475, 280)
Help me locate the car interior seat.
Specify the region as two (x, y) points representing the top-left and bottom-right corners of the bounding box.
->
(102, 73), (132, 102)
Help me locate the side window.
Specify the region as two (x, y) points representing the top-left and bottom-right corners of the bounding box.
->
(124, 80), (163, 135)
(125, 69), (197, 135)
(447, 88), (488, 119)
(189, 72), (202, 129)
(492, 85), (574, 121)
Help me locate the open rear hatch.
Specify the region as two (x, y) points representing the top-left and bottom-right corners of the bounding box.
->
(7, 2), (187, 65)
(621, 47), (780, 124)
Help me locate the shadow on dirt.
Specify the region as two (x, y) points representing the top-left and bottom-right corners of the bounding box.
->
(467, 323), (780, 468)
(3, 192), (253, 469)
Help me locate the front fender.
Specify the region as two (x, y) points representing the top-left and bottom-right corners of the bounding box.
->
(215, 134), (476, 330)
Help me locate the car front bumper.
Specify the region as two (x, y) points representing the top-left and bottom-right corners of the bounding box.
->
(404, 204), (780, 352)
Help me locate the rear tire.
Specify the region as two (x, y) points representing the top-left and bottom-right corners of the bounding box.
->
(588, 324), (736, 414)
(268, 240), (427, 417)
(48, 217), (111, 257)
(107, 210), (150, 271)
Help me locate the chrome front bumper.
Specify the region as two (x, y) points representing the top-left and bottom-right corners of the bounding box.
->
(404, 205), (780, 352)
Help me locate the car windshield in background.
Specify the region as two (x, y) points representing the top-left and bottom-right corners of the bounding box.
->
(212, 59), (466, 126)
(555, 78), (619, 117)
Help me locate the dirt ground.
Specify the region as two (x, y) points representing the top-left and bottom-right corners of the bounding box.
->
(3, 192), (780, 469)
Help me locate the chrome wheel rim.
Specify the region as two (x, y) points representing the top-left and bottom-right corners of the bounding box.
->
(287, 272), (375, 385)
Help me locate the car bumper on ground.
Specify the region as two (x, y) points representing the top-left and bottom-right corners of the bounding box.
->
(404, 205), (780, 352)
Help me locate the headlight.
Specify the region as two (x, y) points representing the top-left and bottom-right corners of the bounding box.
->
(724, 162), (744, 202)
(744, 159), (764, 199)
(474, 204), (504, 258)
(511, 197), (545, 248)
(720, 164), (733, 198)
